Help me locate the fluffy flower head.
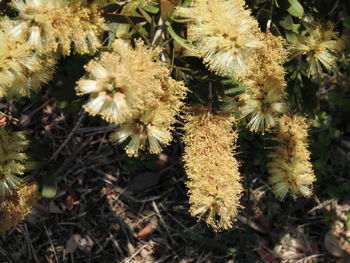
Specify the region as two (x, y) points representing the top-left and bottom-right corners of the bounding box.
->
(10, 0), (105, 55)
(78, 40), (187, 156)
(77, 40), (173, 124)
(182, 0), (261, 77)
(290, 20), (344, 78)
(0, 18), (57, 97)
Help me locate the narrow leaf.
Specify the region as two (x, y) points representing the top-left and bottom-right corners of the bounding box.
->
(287, 0), (304, 17)
(165, 21), (195, 52)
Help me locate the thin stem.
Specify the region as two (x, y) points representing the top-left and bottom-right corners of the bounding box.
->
(126, 16), (150, 45)
(291, 55), (302, 109)
(267, 0), (275, 30)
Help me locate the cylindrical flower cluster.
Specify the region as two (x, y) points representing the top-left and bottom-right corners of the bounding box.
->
(267, 115), (316, 199)
(237, 33), (289, 133)
(183, 107), (242, 231)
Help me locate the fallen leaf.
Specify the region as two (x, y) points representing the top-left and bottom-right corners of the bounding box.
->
(136, 217), (158, 240)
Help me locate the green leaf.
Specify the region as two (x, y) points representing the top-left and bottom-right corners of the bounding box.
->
(286, 0), (304, 17)
(165, 21), (195, 52)
(140, 4), (159, 14)
(279, 15), (294, 30)
(42, 172), (57, 199)
(285, 31), (297, 43)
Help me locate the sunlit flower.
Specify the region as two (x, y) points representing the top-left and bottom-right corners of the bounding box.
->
(0, 129), (29, 196)
(182, 106), (242, 231)
(9, 0), (105, 55)
(267, 115), (316, 199)
(77, 41), (165, 124)
(78, 39), (187, 135)
(0, 18), (56, 97)
(290, 19), (344, 78)
(179, 0), (261, 77)
(242, 78), (288, 133)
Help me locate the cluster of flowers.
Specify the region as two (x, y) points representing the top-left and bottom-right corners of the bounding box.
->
(0, 0), (105, 231)
(0, 0), (345, 232)
(76, 40), (187, 157)
(178, 0), (343, 230)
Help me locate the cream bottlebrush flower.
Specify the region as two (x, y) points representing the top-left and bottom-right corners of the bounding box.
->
(182, 107), (243, 231)
(8, 54), (57, 97)
(0, 129), (29, 196)
(0, 183), (39, 233)
(182, 0), (261, 77)
(267, 115), (316, 199)
(238, 33), (288, 133)
(77, 40), (187, 125)
(0, 19), (44, 98)
(241, 77), (288, 133)
(109, 78), (187, 157)
(290, 20), (344, 78)
(9, 0), (105, 55)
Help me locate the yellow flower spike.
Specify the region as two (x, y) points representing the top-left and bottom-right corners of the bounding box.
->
(0, 129), (29, 196)
(267, 115), (316, 199)
(0, 183), (39, 233)
(183, 107), (243, 231)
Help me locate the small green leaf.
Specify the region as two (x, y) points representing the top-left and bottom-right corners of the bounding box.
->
(140, 4), (159, 14)
(285, 31), (297, 43)
(42, 172), (57, 199)
(280, 15), (294, 30)
(287, 0), (304, 17)
(165, 21), (195, 52)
